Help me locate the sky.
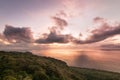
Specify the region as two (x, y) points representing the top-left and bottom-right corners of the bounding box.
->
(0, 0), (120, 72)
(0, 0), (120, 51)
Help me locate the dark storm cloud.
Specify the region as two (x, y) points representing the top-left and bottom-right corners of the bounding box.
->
(74, 17), (120, 44)
(3, 25), (33, 42)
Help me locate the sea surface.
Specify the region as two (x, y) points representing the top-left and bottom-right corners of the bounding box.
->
(32, 49), (120, 73)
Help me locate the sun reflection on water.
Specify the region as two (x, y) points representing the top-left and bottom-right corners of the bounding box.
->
(32, 48), (120, 73)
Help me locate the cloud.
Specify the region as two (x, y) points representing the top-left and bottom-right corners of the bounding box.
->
(0, 33), (11, 45)
(0, 34), (5, 40)
(52, 16), (68, 30)
(35, 27), (73, 44)
(1, 17), (120, 45)
(3, 25), (33, 43)
(93, 17), (106, 23)
(100, 44), (120, 51)
(0, 34), (5, 45)
(55, 10), (68, 18)
(36, 16), (73, 44)
(61, 0), (86, 17)
(36, 17), (120, 44)
(74, 17), (120, 44)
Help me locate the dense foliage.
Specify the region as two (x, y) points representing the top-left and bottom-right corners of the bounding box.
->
(0, 51), (120, 80)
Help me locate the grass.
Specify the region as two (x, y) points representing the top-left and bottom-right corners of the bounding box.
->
(0, 51), (120, 80)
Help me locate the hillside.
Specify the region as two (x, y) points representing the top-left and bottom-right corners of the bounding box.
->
(0, 51), (120, 80)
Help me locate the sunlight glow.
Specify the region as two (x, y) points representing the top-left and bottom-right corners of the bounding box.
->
(0, 39), (11, 45)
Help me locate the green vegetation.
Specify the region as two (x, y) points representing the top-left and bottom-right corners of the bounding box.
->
(0, 51), (120, 80)
(71, 67), (120, 80)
